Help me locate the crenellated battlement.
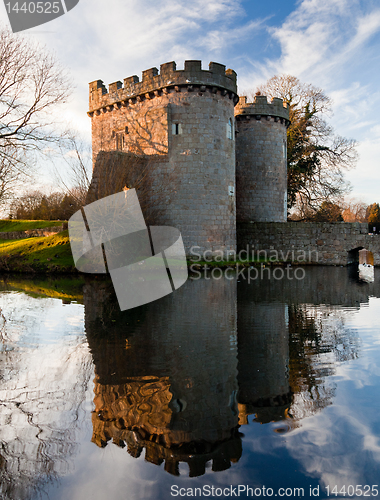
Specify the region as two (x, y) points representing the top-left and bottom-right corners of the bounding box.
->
(235, 95), (290, 123)
(88, 60), (238, 113)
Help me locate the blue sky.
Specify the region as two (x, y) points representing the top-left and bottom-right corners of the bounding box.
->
(2, 0), (380, 203)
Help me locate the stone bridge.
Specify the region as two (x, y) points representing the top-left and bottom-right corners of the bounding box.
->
(237, 222), (380, 266)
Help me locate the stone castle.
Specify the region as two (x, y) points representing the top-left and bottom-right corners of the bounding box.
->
(87, 60), (290, 257)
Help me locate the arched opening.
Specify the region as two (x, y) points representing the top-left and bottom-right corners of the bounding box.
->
(348, 247), (374, 283)
(347, 246), (364, 265)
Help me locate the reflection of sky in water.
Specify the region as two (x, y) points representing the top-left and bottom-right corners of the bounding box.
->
(0, 272), (379, 500)
(1, 292), (84, 346)
(233, 299), (380, 497)
(0, 292), (92, 500)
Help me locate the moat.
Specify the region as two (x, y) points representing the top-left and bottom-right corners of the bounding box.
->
(0, 267), (379, 499)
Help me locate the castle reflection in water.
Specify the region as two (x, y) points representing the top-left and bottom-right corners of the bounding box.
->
(84, 266), (377, 476)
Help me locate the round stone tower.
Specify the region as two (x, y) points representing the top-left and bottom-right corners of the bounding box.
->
(235, 95), (290, 222)
(87, 60), (238, 258)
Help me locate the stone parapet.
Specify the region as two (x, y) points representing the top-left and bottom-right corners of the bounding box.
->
(89, 60), (238, 113)
(235, 95), (290, 123)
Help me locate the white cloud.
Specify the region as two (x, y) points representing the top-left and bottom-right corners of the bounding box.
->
(268, 1), (377, 81)
(345, 139), (380, 203)
(284, 379), (380, 489)
(349, 10), (380, 50)
(196, 18), (266, 53)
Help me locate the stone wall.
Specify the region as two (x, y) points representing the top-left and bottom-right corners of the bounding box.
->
(235, 96), (289, 223)
(236, 266), (380, 306)
(0, 226), (64, 240)
(90, 98), (169, 161)
(237, 222), (380, 266)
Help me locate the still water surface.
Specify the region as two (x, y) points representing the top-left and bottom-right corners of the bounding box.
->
(0, 268), (379, 500)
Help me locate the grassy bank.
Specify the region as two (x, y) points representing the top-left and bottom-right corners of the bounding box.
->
(0, 219), (63, 232)
(0, 234), (296, 274)
(0, 275), (85, 301)
(0, 230), (76, 273)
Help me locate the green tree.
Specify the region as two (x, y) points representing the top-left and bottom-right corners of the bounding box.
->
(10, 190), (81, 220)
(313, 201), (343, 222)
(254, 75), (357, 215)
(59, 194), (77, 220)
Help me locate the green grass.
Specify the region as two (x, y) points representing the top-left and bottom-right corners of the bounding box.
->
(0, 219), (63, 232)
(0, 275), (85, 301)
(0, 230), (76, 273)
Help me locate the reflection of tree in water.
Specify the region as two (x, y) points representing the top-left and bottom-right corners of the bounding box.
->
(0, 293), (92, 500)
(236, 297), (360, 432)
(0, 308), (6, 343)
(288, 304), (359, 423)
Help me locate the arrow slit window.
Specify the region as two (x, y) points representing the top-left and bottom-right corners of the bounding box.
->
(227, 118), (233, 140)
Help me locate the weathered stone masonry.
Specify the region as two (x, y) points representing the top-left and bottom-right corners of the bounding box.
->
(238, 222), (380, 266)
(88, 61), (239, 257)
(235, 96), (289, 223)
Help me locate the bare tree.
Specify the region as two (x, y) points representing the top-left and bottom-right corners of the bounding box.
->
(0, 26), (71, 206)
(50, 135), (92, 208)
(0, 147), (34, 208)
(9, 188), (83, 220)
(342, 198), (367, 222)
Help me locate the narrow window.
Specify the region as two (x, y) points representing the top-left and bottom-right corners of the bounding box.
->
(116, 133), (124, 150)
(172, 123), (182, 135)
(227, 118), (233, 139)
